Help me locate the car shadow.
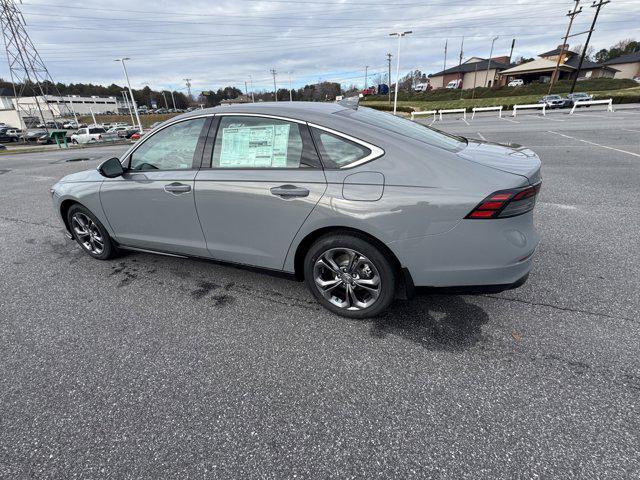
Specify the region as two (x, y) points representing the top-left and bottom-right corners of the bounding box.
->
(369, 295), (489, 351)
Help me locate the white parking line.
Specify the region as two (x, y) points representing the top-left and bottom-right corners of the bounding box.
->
(622, 128), (640, 133)
(570, 112), (622, 119)
(547, 130), (640, 158)
(501, 117), (520, 124)
(477, 132), (486, 141)
(462, 118), (470, 126)
(541, 116), (565, 122)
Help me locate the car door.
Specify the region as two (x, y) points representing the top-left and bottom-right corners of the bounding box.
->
(194, 114), (327, 270)
(100, 116), (212, 256)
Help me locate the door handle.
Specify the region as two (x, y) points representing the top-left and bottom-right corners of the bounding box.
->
(164, 182), (192, 194)
(270, 184), (310, 198)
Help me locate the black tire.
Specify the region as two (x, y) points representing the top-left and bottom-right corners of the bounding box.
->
(304, 233), (396, 318)
(67, 204), (117, 260)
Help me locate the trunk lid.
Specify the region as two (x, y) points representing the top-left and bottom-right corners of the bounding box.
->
(457, 139), (541, 184)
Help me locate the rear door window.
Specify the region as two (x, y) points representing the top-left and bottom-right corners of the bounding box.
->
(211, 116), (320, 169)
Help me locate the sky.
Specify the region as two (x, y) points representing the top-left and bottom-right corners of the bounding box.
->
(3, 0), (639, 96)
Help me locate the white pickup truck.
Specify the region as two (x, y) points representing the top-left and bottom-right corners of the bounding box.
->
(70, 127), (119, 144)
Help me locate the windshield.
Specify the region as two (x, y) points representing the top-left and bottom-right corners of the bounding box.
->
(336, 107), (467, 152)
(547, 96), (561, 100)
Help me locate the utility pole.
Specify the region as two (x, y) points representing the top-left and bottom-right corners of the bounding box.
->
(389, 30), (412, 115)
(570, 0), (609, 94)
(121, 90), (135, 126)
(549, 0), (582, 94)
(484, 36), (499, 87)
(170, 90), (176, 110)
(443, 39), (448, 88)
(183, 78), (192, 100)
(508, 38), (516, 64)
(364, 65), (369, 89)
(270, 68), (277, 102)
(114, 57), (143, 132)
(386, 53), (392, 104)
(161, 91), (168, 109)
(249, 75), (255, 102)
(244, 81), (248, 96)
(458, 36), (465, 98)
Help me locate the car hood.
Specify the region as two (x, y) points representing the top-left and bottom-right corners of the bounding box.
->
(457, 139), (541, 184)
(58, 169), (104, 183)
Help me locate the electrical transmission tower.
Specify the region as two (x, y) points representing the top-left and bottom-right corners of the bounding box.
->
(0, 0), (71, 129)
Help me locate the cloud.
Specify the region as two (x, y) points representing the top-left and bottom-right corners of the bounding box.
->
(3, 0), (638, 94)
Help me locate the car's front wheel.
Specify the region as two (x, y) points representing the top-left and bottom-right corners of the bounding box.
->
(67, 204), (117, 260)
(304, 233), (396, 318)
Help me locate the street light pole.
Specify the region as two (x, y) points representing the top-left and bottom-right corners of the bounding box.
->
(114, 57), (143, 132)
(364, 65), (369, 89)
(249, 75), (255, 103)
(161, 91), (168, 109)
(288, 71), (293, 101)
(484, 36), (499, 88)
(121, 90), (135, 127)
(270, 69), (278, 102)
(170, 90), (176, 110)
(389, 31), (412, 115)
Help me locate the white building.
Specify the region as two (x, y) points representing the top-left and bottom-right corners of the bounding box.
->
(0, 92), (127, 128)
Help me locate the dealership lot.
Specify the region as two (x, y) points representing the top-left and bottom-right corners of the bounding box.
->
(1, 111), (639, 477)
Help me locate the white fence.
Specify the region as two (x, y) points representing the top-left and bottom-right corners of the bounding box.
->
(512, 103), (546, 117)
(439, 108), (467, 121)
(471, 106), (503, 119)
(410, 110), (437, 121)
(570, 98), (613, 114)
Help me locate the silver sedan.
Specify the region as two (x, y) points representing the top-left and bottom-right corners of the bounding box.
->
(51, 102), (541, 318)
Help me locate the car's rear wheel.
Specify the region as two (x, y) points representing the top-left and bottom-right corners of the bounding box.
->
(304, 233), (396, 318)
(67, 204), (116, 260)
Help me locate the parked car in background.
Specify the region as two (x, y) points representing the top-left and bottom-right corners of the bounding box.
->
(360, 87), (377, 96)
(414, 82), (431, 92)
(0, 128), (19, 142)
(538, 95), (566, 109)
(24, 129), (47, 142)
(445, 79), (462, 89)
(51, 102), (541, 318)
(564, 92), (594, 107)
(6, 128), (23, 140)
(70, 127), (118, 144)
(508, 79), (524, 87)
(633, 76), (640, 84)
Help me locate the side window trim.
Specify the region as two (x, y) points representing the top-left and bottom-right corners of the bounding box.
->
(124, 115), (213, 171)
(307, 123), (385, 169)
(205, 114), (321, 170)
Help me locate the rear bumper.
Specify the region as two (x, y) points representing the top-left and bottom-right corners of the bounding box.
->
(388, 211), (539, 288)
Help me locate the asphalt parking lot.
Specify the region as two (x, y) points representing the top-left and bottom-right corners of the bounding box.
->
(1, 107), (639, 478)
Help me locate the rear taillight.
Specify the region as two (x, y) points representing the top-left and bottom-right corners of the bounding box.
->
(466, 183), (541, 219)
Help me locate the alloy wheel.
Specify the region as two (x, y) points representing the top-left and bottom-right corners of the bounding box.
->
(71, 212), (104, 255)
(313, 247), (381, 310)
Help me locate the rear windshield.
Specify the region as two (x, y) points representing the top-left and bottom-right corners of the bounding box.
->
(89, 128), (106, 134)
(336, 107), (466, 152)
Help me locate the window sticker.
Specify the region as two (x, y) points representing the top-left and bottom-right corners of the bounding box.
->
(219, 123), (291, 167)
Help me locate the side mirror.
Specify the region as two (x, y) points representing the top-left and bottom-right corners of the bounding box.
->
(98, 157), (125, 178)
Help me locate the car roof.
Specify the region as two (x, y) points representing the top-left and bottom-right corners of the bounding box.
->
(178, 101), (350, 124)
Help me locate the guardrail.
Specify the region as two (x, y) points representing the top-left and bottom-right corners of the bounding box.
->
(410, 110), (437, 121)
(570, 98), (613, 114)
(512, 103), (546, 116)
(439, 108), (467, 121)
(471, 106), (503, 119)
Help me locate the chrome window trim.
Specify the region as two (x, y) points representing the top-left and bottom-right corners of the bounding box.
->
(214, 112), (306, 124)
(307, 122), (385, 169)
